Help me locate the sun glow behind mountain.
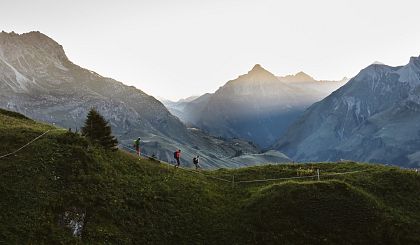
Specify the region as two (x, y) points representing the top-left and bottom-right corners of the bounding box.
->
(1, 0), (420, 100)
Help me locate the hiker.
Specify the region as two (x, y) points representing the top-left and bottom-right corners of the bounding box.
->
(133, 137), (141, 157)
(193, 155), (201, 170)
(174, 149), (181, 168)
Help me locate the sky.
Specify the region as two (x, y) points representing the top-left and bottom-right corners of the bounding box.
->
(1, 0), (420, 100)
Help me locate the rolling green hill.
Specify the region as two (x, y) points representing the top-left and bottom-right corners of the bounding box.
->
(1, 108), (419, 244)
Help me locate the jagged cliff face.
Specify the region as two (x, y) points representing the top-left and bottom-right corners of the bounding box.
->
(273, 56), (420, 168)
(0, 31), (272, 168)
(167, 65), (346, 148)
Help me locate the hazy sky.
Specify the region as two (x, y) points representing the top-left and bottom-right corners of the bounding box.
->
(2, 0), (420, 100)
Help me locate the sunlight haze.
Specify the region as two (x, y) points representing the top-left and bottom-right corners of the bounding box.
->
(2, 0), (420, 100)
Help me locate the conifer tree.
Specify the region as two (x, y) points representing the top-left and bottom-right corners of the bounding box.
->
(81, 108), (118, 150)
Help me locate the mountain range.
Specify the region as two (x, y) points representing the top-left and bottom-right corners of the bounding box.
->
(273, 56), (420, 168)
(163, 65), (347, 147)
(0, 31), (289, 168)
(3, 31), (420, 168)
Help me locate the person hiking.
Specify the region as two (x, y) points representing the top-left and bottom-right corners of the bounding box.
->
(174, 149), (181, 168)
(193, 155), (201, 170)
(133, 137), (141, 157)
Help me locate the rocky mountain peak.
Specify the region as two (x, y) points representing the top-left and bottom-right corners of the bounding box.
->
(408, 55), (420, 68)
(294, 71), (314, 80)
(296, 71), (309, 76)
(250, 63), (263, 71)
(371, 61), (385, 65)
(233, 64), (278, 83)
(248, 64), (273, 74)
(0, 31), (67, 62)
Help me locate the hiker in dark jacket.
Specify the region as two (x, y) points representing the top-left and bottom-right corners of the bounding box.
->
(174, 149), (181, 168)
(193, 155), (201, 170)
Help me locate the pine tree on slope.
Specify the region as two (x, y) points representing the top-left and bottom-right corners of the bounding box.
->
(81, 108), (118, 150)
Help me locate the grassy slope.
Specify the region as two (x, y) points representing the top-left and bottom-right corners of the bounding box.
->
(0, 108), (419, 244)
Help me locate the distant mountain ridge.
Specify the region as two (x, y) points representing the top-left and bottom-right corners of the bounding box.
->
(164, 64), (347, 148)
(279, 71), (317, 83)
(0, 31), (290, 168)
(272, 55), (420, 168)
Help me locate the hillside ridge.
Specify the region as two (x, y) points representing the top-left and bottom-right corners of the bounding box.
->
(1, 109), (419, 244)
